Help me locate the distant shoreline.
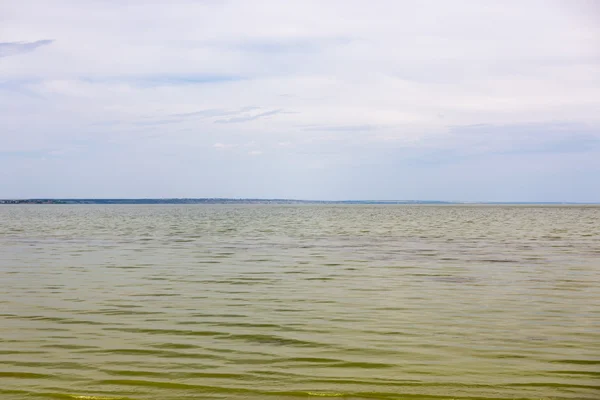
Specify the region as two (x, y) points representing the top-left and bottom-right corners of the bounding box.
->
(0, 199), (595, 205)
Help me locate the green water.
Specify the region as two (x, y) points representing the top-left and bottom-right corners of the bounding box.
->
(0, 205), (598, 400)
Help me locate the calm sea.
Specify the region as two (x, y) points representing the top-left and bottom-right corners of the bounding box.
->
(1, 205), (598, 400)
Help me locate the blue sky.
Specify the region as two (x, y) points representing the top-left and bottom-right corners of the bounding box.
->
(1, 0), (599, 201)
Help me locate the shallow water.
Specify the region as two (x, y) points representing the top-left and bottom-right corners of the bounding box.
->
(1, 205), (599, 400)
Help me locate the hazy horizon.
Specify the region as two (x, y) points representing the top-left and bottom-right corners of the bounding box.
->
(1, 197), (598, 204)
(2, 1), (599, 202)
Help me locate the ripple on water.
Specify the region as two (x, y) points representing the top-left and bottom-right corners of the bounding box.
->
(1, 204), (599, 400)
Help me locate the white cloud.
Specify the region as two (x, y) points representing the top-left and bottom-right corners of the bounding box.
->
(0, 40), (53, 58)
(213, 143), (235, 149)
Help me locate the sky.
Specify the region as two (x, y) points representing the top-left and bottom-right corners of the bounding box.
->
(1, 0), (599, 201)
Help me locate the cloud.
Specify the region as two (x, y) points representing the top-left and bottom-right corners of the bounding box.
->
(229, 36), (354, 53)
(133, 119), (182, 126)
(81, 74), (246, 88)
(1, 1), (599, 200)
(302, 124), (379, 132)
(0, 40), (53, 58)
(445, 122), (600, 156)
(215, 109), (283, 124)
(213, 143), (236, 149)
(173, 106), (259, 118)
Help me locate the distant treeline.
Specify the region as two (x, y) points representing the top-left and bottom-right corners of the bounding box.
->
(0, 198), (455, 205)
(0, 199), (587, 205)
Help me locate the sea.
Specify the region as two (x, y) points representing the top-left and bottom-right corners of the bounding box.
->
(1, 205), (598, 400)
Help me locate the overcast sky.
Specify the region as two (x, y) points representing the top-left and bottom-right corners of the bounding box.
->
(1, 0), (599, 201)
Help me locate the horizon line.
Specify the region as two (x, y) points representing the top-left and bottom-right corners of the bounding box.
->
(0, 198), (598, 205)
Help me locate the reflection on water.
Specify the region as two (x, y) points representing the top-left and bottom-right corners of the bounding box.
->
(0, 205), (599, 400)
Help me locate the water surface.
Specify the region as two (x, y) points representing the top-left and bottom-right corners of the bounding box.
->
(1, 205), (599, 400)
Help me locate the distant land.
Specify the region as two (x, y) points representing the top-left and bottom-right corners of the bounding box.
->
(0, 198), (594, 205)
